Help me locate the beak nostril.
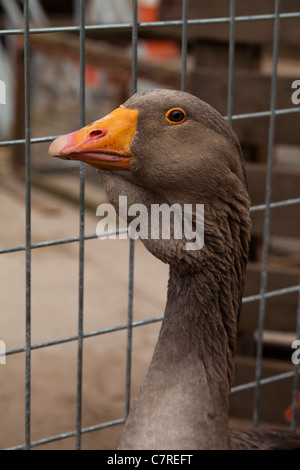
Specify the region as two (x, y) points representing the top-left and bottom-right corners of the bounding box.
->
(89, 129), (106, 138)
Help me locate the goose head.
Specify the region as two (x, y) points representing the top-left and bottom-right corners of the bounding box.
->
(49, 89), (251, 274)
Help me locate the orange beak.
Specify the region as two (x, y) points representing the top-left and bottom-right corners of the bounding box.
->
(48, 107), (138, 170)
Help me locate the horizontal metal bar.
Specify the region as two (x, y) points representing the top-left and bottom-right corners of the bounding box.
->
(242, 285), (300, 304)
(0, 135), (59, 147)
(80, 417), (125, 435)
(0, 229), (128, 254)
(2, 107), (300, 149)
(6, 417), (125, 450)
(250, 198), (300, 212)
(0, 234), (97, 254)
(2, 315), (164, 357)
(3, 282), (300, 358)
(1, 12), (300, 37)
(228, 106), (300, 122)
(231, 369), (299, 394)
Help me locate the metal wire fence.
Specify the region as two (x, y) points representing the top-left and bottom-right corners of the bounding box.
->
(0, 0), (300, 450)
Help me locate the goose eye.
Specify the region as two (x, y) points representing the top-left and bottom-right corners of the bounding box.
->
(165, 108), (186, 124)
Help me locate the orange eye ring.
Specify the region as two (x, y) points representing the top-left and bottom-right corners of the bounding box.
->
(165, 108), (186, 124)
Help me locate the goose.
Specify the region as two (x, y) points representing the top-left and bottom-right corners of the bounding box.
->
(49, 89), (300, 450)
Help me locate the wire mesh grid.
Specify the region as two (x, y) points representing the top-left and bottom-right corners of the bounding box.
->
(0, 0), (300, 450)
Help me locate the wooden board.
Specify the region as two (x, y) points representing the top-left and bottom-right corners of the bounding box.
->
(239, 262), (299, 340)
(230, 355), (296, 426)
(160, 0), (300, 47)
(27, 34), (300, 146)
(192, 69), (296, 114)
(191, 69), (300, 146)
(46, 1), (300, 50)
(246, 163), (300, 238)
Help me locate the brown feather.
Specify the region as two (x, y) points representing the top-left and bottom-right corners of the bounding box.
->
(99, 90), (299, 450)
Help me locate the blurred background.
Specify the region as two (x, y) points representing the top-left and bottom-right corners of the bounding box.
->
(0, 0), (300, 450)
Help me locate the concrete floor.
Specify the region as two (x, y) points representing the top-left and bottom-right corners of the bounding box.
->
(0, 162), (168, 449)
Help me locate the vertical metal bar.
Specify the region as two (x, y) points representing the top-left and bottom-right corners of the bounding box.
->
(125, 243), (135, 419)
(73, 0), (80, 22)
(253, 0), (281, 429)
(23, 0), (31, 451)
(227, 0), (236, 125)
(181, 0), (188, 92)
(76, 0), (86, 450)
(291, 279), (300, 431)
(131, 0), (138, 95)
(124, 0), (138, 420)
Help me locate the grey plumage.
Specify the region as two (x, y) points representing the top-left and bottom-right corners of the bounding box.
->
(49, 88), (300, 450)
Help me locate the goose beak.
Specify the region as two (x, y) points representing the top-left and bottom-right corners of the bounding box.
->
(48, 107), (138, 170)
